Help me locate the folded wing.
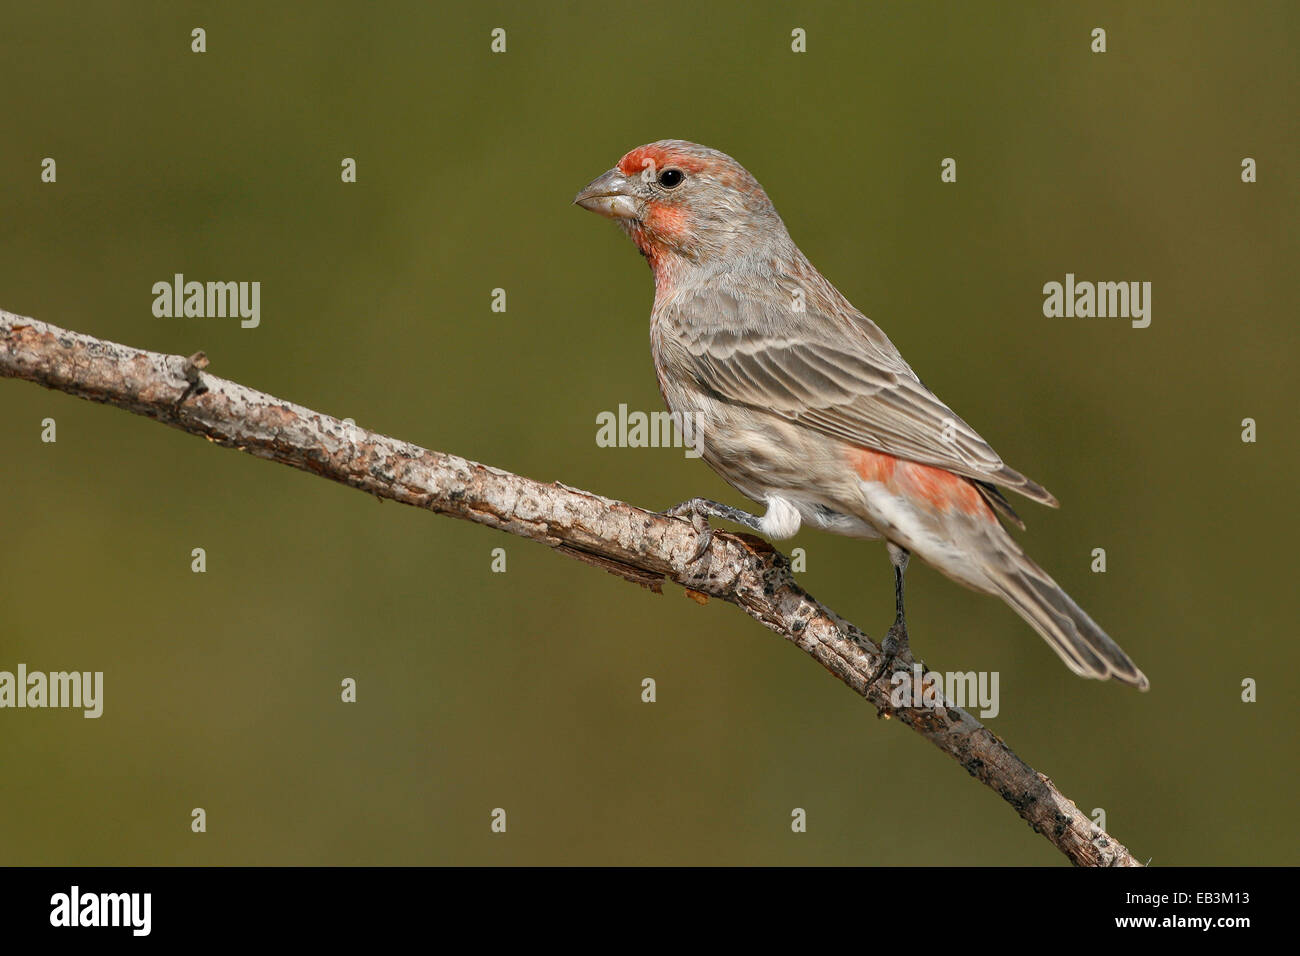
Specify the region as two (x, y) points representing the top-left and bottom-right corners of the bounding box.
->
(659, 284), (1058, 508)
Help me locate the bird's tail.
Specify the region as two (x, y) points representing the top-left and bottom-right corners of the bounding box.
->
(981, 531), (1148, 689)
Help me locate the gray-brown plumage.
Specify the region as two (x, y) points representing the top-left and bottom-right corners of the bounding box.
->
(575, 140), (1147, 689)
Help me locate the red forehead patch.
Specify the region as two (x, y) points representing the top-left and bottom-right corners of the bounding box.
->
(618, 145), (708, 177)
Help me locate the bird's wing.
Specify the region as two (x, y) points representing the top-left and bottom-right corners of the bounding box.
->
(659, 284), (1058, 507)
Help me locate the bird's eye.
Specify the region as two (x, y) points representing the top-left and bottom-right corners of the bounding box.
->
(657, 168), (685, 189)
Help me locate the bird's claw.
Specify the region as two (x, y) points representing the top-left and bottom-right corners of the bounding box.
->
(881, 622), (908, 660)
(686, 514), (713, 561)
(663, 500), (713, 562)
(870, 621), (909, 686)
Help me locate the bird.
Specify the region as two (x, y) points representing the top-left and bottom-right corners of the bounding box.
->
(573, 139), (1147, 690)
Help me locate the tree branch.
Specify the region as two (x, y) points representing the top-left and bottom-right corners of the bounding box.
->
(0, 308), (1140, 866)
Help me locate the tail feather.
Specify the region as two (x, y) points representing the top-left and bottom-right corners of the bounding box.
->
(984, 538), (1148, 690)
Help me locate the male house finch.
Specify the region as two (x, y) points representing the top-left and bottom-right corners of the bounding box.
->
(574, 140), (1147, 689)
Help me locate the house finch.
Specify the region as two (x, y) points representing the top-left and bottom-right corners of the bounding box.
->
(574, 140), (1147, 689)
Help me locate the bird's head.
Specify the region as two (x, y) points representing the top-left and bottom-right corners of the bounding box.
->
(574, 140), (791, 281)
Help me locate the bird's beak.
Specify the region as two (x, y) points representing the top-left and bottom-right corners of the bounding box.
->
(573, 168), (640, 220)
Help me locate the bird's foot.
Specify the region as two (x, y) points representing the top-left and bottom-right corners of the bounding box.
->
(870, 618), (909, 686)
(662, 497), (764, 562)
(663, 499), (714, 561)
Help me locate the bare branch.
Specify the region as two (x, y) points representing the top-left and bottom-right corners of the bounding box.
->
(0, 308), (1140, 866)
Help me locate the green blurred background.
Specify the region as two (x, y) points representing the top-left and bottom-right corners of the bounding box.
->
(2, 1), (1296, 865)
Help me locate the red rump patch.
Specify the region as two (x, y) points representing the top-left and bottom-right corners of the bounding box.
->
(849, 447), (898, 484)
(847, 447), (992, 519)
(618, 145), (708, 177)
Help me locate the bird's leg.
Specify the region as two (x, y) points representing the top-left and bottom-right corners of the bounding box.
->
(662, 497), (765, 561)
(871, 544), (911, 683)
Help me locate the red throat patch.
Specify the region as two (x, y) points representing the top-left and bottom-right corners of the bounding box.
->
(644, 202), (686, 236)
(627, 196), (689, 281)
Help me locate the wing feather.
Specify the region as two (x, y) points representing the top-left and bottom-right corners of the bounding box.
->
(660, 285), (1058, 507)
